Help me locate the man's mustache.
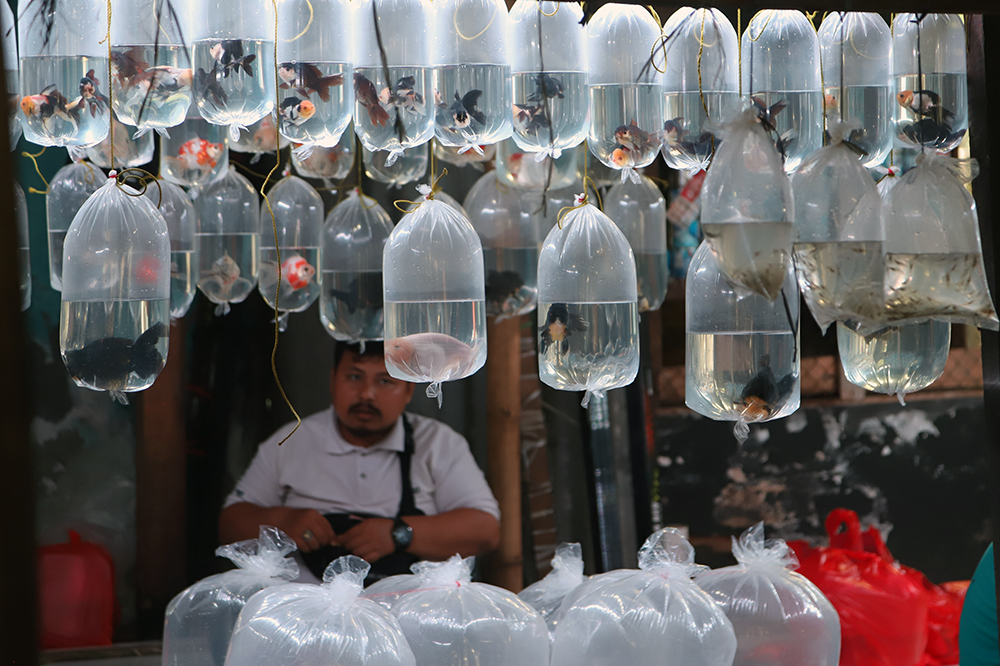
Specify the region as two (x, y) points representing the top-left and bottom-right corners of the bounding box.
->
(349, 403), (382, 417)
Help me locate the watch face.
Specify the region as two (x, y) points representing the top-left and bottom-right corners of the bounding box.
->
(392, 524), (413, 547)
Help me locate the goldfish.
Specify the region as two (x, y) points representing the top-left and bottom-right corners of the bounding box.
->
(209, 40), (256, 78)
(614, 119), (660, 154)
(64, 321), (168, 393)
(78, 69), (109, 117)
(328, 273), (383, 314)
(354, 72), (390, 127)
(897, 89), (954, 122)
(196, 67), (228, 107)
(176, 137), (224, 175)
(279, 97), (316, 126)
(736, 354), (796, 422)
(278, 62), (344, 102)
(750, 95), (787, 132)
(130, 66), (193, 97)
(539, 303), (588, 356)
(611, 146), (633, 168)
(385, 333), (480, 379)
(512, 103), (548, 134)
(20, 85), (81, 127)
(485, 270), (535, 317)
(379, 76), (425, 115)
(199, 253), (254, 310)
(253, 116), (280, 151)
(110, 47), (149, 86)
(662, 118), (715, 158)
(526, 73), (564, 103)
(448, 89), (486, 129)
(280, 255), (316, 291)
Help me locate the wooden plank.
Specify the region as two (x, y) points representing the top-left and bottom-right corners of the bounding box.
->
(484, 315), (524, 591)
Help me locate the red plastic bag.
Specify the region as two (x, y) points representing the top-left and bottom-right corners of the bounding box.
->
(789, 510), (929, 666)
(38, 530), (117, 649)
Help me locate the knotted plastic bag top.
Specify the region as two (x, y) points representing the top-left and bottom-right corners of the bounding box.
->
(883, 152), (998, 330)
(215, 525), (300, 581)
(518, 543), (586, 631)
(551, 528), (736, 666)
(696, 523), (841, 666)
(700, 107), (794, 301)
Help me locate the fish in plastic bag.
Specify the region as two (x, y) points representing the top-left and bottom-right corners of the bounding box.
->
(517, 543), (586, 635)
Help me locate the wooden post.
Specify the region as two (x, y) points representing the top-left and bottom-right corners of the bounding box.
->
(484, 315), (523, 591)
(135, 318), (188, 635)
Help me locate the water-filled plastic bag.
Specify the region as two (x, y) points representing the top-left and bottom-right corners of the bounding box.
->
(230, 113), (288, 164)
(145, 180), (199, 319)
(696, 523), (841, 666)
(497, 138), (578, 191)
(537, 198), (638, 406)
(434, 140), (497, 169)
(517, 542), (585, 634)
(85, 116), (154, 169)
(364, 143), (428, 188)
(15, 180), (29, 310)
(160, 109), (230, 190)
(293, 125), (354, 182)
(3, 1), (20, 148)
(604, 175), (668, 312)
(60, 173), (170, 404)
(46, 160), (102, 291)
(163, 527), (299, 666)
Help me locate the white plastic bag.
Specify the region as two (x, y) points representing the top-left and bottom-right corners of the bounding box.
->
(517, 543), (585, 633)
(363, 571), (422, 610)
(388, 555), (550, 666)
(163, 526), (299, 666)
(695, 523), (840, 666)
(551, 528), (737, 666)
(225, 556), (415, 666)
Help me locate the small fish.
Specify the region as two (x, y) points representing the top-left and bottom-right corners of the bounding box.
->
(279, 96), (316, 126)
(449, 90), (486, 129)
(539, 303), (588, 356)
(253, 115), (280, 151)
(354, 72), (390, 127)
(209, 40), (256, 78)
(78, 69), (109, 117)
(775, 128), (798, 160)
(897, 89), (954, 122)
(614, 119), (659, 153)
(64, 321), (169, 389)
(898, 118), (966, 149)
(196, 67), (228, 107)
(278, 62), (344, 102)
(176, 137), (224, 175)
(131, 66), (193, 96)
(526, 73), (564, 103)
(20, 85), (80, 127)
(485, 270), (525, 306)
(512, 103), (548, 133)
(329, 273), (384, 314)
(750, 95), (787, 133)
(611, 146), (633, 168)
(662, 118), (715, 157)
(280, 255), (316, 291)
(385, 332), (479, 378)
(110, 47), (149, 86)
(380, 76), (425, 115)
(737, 354), (795, 421)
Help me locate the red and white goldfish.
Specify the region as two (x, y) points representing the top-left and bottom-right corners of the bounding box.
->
(20, 85), (81, 127)
(897, 89), (955, 122)
(280, 255), (316, 291)
(384, 333), (480, 380)
(176, 137), (224, 175)
(279, 97), (316, 126)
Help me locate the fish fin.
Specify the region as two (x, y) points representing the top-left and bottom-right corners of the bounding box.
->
(369, 104), (390, 127)
(538, 327), (551, 354)
(914, 89), (941, 103)
(472, 110), (487, 126)
(461, 89), (483, 110)
(242, 54), (256, 77)
(567, 312), (588, 332)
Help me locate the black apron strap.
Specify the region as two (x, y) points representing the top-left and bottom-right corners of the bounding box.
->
(398, 414), (419, 517)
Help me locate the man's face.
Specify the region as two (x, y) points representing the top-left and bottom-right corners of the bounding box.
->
(331, 352), (415, 438)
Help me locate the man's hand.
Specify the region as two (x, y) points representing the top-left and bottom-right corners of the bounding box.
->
(265, 506), (338, 553)
(339, 518), (396, 563)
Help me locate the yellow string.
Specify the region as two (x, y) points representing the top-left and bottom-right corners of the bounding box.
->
(539, 0), (557, 18)
(646, 5), (660, 27)
(805, 11), (818, 29)
(746, 10), (775, 42)
(282, 0), (314, 42)
(105, 0), (114, 170)
(695, 10), (713, 164)
(83, 160), (97, 185)
(454, 3), (496, 42)
(261, 0), (301, 446)
(556, 174), (599, 229)
(430, 138), (437, 181)
(393, 167), (448, 212)
(21, 147), (49, 194)
(233, 154), (280, 180)
(737, 9), (742, 97)
(115, 167), (163, 208)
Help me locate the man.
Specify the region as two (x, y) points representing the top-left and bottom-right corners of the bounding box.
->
(219, 341), (500, 582)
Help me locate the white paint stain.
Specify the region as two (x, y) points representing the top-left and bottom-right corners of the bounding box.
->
(752, 428), (770, 444)
(858, 417), (888, 441)
(785, 411), (808, 433)
(821, 410), (847, 452)
(884, 410), (939, 445)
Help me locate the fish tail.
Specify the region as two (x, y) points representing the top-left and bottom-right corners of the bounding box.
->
(538, 328), (551, 354)
(568, 312), (589, 332)
(370, 105), (390, 127)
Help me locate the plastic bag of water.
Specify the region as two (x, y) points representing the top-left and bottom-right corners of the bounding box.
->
(383, 192), (487, 406)
(144, 180), (198, 320)
(892, 14), (968, 153)
(321, 189), (393, 344)
(696, 523), (841, 666)
(230, 113), (289, 164)
(741, 10), (823, 174)
(433, 140), (496, 169)
(293, 126), (355, 182)
(465, 170), (541, 318)
(551, 528), (736, 666)
(225, 556), (414, 666)
(517, 542), (585, 635)
(364, 143), (428, 188)
(509, 0), (588, 160)
(194, 168), (260, 315)
(604, 175), (669, 312)
(363, 569), (422, 611)
(110, 0), (193, 139)
(163, 526), (299, 666)
(883, 152), (998, 329)
(85, 115), (154, 169)
(685, 241), (800, 444)
(15, 181), (29, 311)
(537, 198), (639, 407)
(59, 172), (171, 404)
(792, 121), (885, 335)
(46, 160), (102, 291)
(387, 554), (550, 666)
(3, 1), (20, 149)
(258, 175), (323, 329)
(17, 0), (110, 147)
(497, 138), (579, 191)
(586, 4), (664, 182)
(190, 0), (275, 142)
(699, 107), (794, 301)
(818, 13), (893, 168)
(353, 0), (435, 165)
(160, 106), (230, 190)
(661, 8), (740, 173)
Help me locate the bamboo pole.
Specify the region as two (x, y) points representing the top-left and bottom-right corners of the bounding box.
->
(484, 314), (524, 591)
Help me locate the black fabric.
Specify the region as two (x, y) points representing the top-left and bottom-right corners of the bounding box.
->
(300, 415), (425, 584)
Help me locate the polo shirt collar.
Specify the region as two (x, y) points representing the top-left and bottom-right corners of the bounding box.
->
(325, 409), (405, 455)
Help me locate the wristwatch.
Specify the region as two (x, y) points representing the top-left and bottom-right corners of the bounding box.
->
(391, 517), (413, 552)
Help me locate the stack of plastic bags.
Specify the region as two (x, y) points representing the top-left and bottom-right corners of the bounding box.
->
(517, 543), (586, 635)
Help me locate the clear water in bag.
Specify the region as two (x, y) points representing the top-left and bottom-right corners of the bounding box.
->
(662, 92), (740, 172)
(512, 71), (589, 154)
(354, 66), (434, 156)
(258, 247), (321, 313)
(85, 115), (154, 169)
(838, 320), (950, 402)
(293, 131), (354, 181)
(825, 85), (893, 168)
(701, 221), (795, 301)
(278, 61), (351, 144)
(893, 73), (968, 152)
(321, 270), (384, 342)
(885, 252), (996, 325)
(749, 91), (824, 174)
(485, 248), (538, 318)
(160, 117), (228, 188)
(794, 241), (885, 333)
(197, 233), (258, 306)
(635, 253), (668, 313)
(19, 55), (111, 146)
(170, 250), (196, 319)
(193, 39), (275, 133)
(589, 84), (663, 171)
(384, 300), (488, 384)
(47, 162), (102, 291)
(111, 45), (193, 134)
(434, 65), (512, 148)
(363, 144), (428, 187)
(497, 138), (579, 191)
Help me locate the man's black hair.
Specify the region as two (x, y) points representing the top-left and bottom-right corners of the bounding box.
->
(333, 341), (385, 369)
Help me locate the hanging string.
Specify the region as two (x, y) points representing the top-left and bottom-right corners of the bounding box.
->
(115, 167), (163, 207)
(737, 9), (742, 97)
(536, 0), (556, 209)
(454, 0), (496, 41)
(393, 167), (448, 213)
(695, 9), (716, 165)
(430, 138), (437, 181)
(373, 2), (407, 147)
(261, 0), (301, 446)
(21, 147), (49, 194)
(104, 0), (114, 170)
(233, 152), (282, 180)
(915, 14), (926, 154)
(556, 174), (599, 228)
(839, 12), (845, 126)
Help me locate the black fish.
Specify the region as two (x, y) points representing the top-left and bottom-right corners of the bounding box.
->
(663, 118), (715, 159)
(449, 89), (486, 129)
(210, 40), (256, 78)
(539, 303), (588, 356)
(512, 103), (548, 133)
(750, 95), (787, 133)
(898, 118), (966, 150)
(110, 46), (149, 86)
(196, 67), (228, 107)
(277, 62), (344, 103)
(738, 354), (795, 421)
(78, 69), (109, 117)
(329, 273), (384, 314)
(526, 73), (564, 103)
(486, 270), (525, 305)
(64, 322), (169, 389)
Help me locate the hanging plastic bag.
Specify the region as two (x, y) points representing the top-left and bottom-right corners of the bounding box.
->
(321, 190), (393, 344)
(388, 555), (550, 666)
(258, 175), (322, 330)
(144, 180), (199, 320)
(15, 180), (29, 311)
(465, 170), (541, 318)
(883, 153), (998, 329)
(517, 542), (585, 634)
(225, 556), (414, 666)
(552, 529), (737, 666)
(3, 0), (20, 149)
(537, 197), (638, 407)
(695, 523), (840, 666)
(60, 173), (171, 404)
(365, 143), (429, 188)
(195, 167), (260, 315)
(231, 113), (289, 165)
(46, 160), (102, 291)
(163, 527), (299, 666)
(497, 138), (579, 191)
(699, 107), (794, 301)
(792, 121), (885, 335)
(383, 189), (487, 406)
(160, 108), (230, 191)
(604, 175), (669, 312)
(686, 241), (800, 444)
(292, 125), (355, 182)
(85, 116), (155, 169)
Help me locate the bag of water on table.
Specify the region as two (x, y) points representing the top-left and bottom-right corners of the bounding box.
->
(518, 542), (586, 635)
